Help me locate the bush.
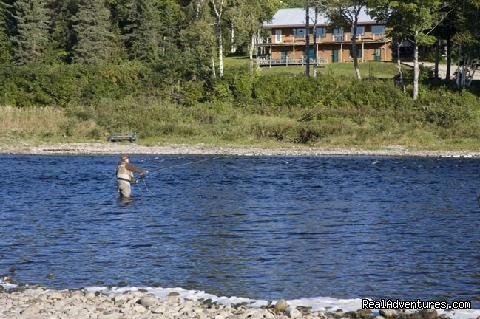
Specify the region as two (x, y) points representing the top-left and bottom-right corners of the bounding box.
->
(0, 62), (153, 107)
(180, 80), (205, 106)
(418, 89), (477, 128)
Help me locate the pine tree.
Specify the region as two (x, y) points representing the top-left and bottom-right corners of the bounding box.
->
(72, 0), (116, 64)
(123, 0), (160, 62)
(49, 0), (77, 63)
(12, 0), (50, 65)
(0, 1), (12, 64)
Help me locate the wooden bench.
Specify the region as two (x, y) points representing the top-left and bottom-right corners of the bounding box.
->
(107, 132), (137, 143)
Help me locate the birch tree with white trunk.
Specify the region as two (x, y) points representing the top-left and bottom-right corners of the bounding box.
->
(210, 0), (226, 78)
(328, 0), (368, 80)
(370, 0), (444, 100)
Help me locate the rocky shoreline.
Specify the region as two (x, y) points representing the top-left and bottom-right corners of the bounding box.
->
(0, 284), (469, 319)
(0, 142), (480, 158)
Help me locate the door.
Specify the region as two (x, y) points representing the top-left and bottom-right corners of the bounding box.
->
(332, 49), (339, 63)
(306, 47), (315, 63)
(280, 51), (288, 64)
(374, 48), (382, 62)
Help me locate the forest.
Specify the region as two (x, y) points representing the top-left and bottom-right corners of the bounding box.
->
(0, 0), (479, 150)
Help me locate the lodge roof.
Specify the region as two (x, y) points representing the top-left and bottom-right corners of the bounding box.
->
(263, 7), (377, 28)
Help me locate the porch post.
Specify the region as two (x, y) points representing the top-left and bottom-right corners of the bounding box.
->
(362, 42), (365, 62)
(340, 43), (343, 63)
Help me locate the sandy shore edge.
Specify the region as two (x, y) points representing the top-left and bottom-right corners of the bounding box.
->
(0, 143), (479, 157)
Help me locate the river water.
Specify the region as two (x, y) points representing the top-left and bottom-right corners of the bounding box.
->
(0, 155), (479, 308)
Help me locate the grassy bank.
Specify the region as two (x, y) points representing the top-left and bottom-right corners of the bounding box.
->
(1, 74), (479, 151)
(1, 60), (479, 151)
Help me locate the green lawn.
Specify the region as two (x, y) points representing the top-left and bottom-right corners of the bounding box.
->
(224, 56), (407, 79)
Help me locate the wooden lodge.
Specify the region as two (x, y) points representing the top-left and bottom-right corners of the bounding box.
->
(257, 8), (392, 67)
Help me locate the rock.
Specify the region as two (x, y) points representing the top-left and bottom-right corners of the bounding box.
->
(20, 304), (42, 316)
(139, 295), (158, 308)
(356, 309), (372, 319)
(379, 309), (397, 318)
(297, 306), (312, 315)
(241, 308), (266, 319)
(113, 294), (130, 306)
(131, 303), (148, 313)
(3, 276), (14, 284)
(167, 291), (181, 305)
(275, 299), (288, 314)
(285, 306), (302, 318)
(419, 309), (438, 319)
(152, 305), (166, 315)
(47, 291), (64, 300)
(85, 291), (97, 299)
(234, 302), (249, 309)
(262, 309), (276, 319)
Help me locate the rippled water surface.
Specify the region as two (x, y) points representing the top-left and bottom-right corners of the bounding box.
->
(1, 155), (479, 306)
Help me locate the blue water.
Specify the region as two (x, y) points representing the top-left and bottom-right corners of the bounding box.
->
(0, 155), (479, 306)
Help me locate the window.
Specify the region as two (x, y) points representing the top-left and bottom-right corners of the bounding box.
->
(333, 27), (344, 35)
(275, 30), (282, 43)
(352, 26), (365, 35)
(315, 27), (326, 37)
(293, 28), (306, 37)
(372, 25), (385, 35)
(333, 28), (344, 41)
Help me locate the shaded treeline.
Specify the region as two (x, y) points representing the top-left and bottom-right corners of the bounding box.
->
(0, 0), (280, 80)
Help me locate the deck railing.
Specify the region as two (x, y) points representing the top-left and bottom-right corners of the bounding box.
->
(257, 57), (327, 67)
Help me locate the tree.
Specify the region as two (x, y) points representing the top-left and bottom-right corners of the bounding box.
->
(72, 0), (117, 64)
(158, 0), (184, 58)
(305, 0), (311, 77)
(327, 0), (369, 80)
(49, 0), (77, 63)
(12, 0), (50, 64)
(210, 0), (227, 78)
(0, 0), (12, 64)
(225, 0), (281, 70)
(450, 0), (480, 88)
(180, 0), (216, 79)
(123, 0), (161, 62)
(370, 0), (444, 100)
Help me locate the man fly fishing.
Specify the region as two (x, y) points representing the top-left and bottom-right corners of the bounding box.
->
(116, 154), (146, 199)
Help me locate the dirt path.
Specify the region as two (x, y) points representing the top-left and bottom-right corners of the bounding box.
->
(402, 61), (480, 81)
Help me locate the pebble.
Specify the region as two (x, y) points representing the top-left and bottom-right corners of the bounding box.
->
(0, 286), (458, 319)
(275, 299), (288, 314)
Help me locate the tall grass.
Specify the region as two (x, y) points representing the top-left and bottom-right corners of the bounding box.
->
(0, 106), (67, 137)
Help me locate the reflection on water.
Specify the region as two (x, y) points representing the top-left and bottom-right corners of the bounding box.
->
(0, 155), (479, 306)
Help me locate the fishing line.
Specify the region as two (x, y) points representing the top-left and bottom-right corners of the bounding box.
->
(147, 156), (221, 176)
(134, 156), (222, 196)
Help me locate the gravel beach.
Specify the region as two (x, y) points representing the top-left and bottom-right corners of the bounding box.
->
(0, 142), (479, 157)
(1, 284), (472, 319)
